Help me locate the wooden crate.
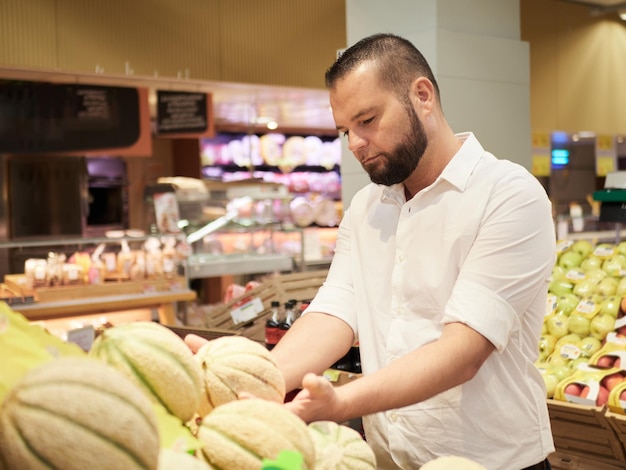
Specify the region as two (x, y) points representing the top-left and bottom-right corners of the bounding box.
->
(204, 269), (328, 343)
(4, 274), (187, 303)
(606, 410), (626, 459)
(547, 399), (626, 469)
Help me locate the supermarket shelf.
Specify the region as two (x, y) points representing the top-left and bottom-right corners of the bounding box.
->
(186, 253), (293, 279)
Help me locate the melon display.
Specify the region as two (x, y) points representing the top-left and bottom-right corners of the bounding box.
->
(307, 420), (376, 469)
(0, 356), (159, 470)
(194, 335), (286, 414)
(89, 321), (203, 422)
(196, 398), (315, 469)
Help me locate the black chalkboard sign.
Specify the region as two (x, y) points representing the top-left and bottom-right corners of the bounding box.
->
(156, 90), (209, 135)
(0, 80), (141, 153)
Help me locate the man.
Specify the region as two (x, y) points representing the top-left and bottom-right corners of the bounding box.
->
(271, 33), (555, 470)
(188, 33), (555, 469)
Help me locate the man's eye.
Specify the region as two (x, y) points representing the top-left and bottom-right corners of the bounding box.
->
(363, 117), (374, 125)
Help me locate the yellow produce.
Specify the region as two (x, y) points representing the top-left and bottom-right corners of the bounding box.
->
(0, 357), (159, 470)
(158, 448), (214, 470)
(196, 398), (315, 469)
(194, 335), (285, 414)
(307, 420), (376, 469)
(0, 302), (84, 404)
(89, 321), (202, 422)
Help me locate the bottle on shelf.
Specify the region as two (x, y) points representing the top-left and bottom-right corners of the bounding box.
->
(265, 300), (283, 350)
(278, 300), (297, 340)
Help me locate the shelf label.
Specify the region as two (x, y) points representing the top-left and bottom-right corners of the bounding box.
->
(230, 296), (264, 325)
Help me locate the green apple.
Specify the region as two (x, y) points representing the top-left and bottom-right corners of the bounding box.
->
(571, 357), (590, 369)
(573, 280), (598, 297)
(617, 241), (626, 257)
(584, 268), (607, 284)
(568, 313), (591, 337)
(590, 314), (617, 341)
(552, 364), (574, 383)
(577, 336), (602, 358)
(555, 293), (581, 316)
(598, 277), (619, 297)
(542, 372), (560, 398)
(594, 243), (616, 258)
(546, 313), (570, 339)
(538, 335), (557, 361)
(616, 277), (626, 297)
(554, 333), (583, 353)
(600, 296), (622, 318)
(547, 353), (570, 368)
(603, 256), (626, 277)
(551, 265), (568, 281)
(571, 239), (594, 258)
(549, 279), (574, 296)
(565, 267), (586, 283)
(581, 255), (603, 271)
(559, 250), (584, 269)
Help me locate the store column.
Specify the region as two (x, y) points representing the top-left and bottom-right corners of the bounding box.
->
(340, 0), (530, 209)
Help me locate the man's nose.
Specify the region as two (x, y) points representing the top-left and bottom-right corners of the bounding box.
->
(347, 131), (367, 153)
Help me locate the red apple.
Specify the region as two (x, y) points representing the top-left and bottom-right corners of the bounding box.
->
(596, 355), (616, 368)
(601, 373), (625, 391)
(581, 385), (590, 398)
(597, 385), (610, 406)
(565, 383), (584, 396)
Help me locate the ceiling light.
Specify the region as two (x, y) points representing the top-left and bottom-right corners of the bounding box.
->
(620, 9), (626, 20)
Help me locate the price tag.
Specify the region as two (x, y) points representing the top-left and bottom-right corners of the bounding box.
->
(230, 297), (264, 325)
(66, 325), (95, 352)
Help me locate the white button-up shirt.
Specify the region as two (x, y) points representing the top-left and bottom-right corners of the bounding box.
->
(305, 132), (556, 469)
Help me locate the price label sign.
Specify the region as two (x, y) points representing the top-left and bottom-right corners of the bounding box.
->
(230, 297), (264, 325)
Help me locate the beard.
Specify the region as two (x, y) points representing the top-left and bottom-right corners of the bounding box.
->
(362, 103), (428, 186)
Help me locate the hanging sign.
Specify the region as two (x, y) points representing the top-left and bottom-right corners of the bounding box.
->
(0, 80), (145, 154)
(156, 90), (214, 138)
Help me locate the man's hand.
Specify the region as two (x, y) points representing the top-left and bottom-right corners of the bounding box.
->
(184, 334), (208, 353)
(283, 373), (346, 423)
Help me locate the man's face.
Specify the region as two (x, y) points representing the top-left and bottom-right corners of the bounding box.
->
(363, 100), (428, 186)
(330, 63), (428, 186)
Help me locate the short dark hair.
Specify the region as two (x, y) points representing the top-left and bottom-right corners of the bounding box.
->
(325, 33), (440, 101)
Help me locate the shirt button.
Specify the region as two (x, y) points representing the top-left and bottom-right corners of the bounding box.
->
(389, 412), (398, 423)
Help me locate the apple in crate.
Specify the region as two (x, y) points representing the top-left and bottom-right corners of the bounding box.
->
(572, 240), (594, 258)
(559, 250), (584, 269)
(590, 314), (616, 341)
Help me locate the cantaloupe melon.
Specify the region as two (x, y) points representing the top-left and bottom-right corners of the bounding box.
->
(0, 356), (159, 470)
(307, 420), (376, 469)
(89, 321), (202, 422)
(194, 335), (285, 414)
(196, 398), (315, 470)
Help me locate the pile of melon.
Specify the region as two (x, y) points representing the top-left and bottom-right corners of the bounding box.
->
(0, 313), (376, 470)
(539, 238), (626, 403)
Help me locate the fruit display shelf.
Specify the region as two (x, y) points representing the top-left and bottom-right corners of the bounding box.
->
(547, 399), (626, 470)
(203, 269), (328, 343)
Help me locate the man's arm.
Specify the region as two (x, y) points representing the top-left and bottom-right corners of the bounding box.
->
(284, 321), (495, 423)
(271, 311), (355, 392)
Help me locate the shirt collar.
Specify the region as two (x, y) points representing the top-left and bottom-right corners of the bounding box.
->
(380, 132), (485, 203)
(438, 132), (485, 192)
